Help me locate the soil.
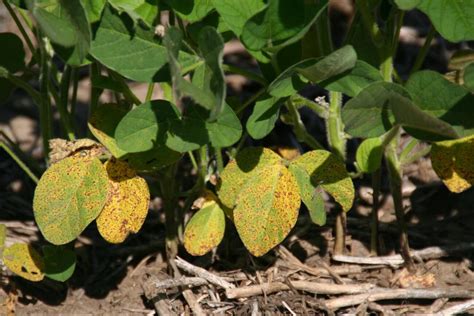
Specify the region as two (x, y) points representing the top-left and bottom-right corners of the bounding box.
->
(1, 1), (474, 315)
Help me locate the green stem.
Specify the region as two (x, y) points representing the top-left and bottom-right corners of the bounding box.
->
(399, 137), (419, 163)
(89, 63), (102, 137)
(215, 147), (224, 174)
(401, 145), (431, 166)
(6, 74), (42, 105)
(39, 37), (52, 162)
(58, 66), (75, 140)
(3, 0), (38, 61)
(287, 100), (324, 150)
(145, 83), (155, 102)
(290, 94), (328, 119)
(222, 64), (266, 85)
(327, 91), (347, 255)
(355, 0), (384, 47)
(0, 141), (39, 183)
(235, 88), (265, 115)
(327, 91), (345, 159)
(386, 135), (415, 272)
(370, 167), (381, 256)
(188, 151), (199, 171)
(70, 68), (79, 132)
(108, 70), (141, 105)
(159, 164), (179, 260)
(409, 25), (436, 77)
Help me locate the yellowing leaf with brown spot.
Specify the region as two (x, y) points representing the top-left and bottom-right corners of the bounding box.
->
(33, 156), (109, 245)
(184, 192), (226, 256)
(289, 150), (354, 213)
(3, 244), (44, 282)
(234, 164), (300, 256)
(431, 135), (474, 193)
(218, 147), (282, 210)
(97, 159), (150, 243)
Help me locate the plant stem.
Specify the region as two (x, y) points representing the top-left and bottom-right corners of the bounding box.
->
(222, 64), (266, 85)
(327, 91), (348, 255)
(160, 164), (179, 260)
(3, 0), (38, 62)
(291, 94), (328, 119)
(215, 147), (224, 174)
(235, 88), (265, 115)
(286, 100), (324, 150)
(327, 91), (345, 159)
(386, 135), (415, 272)
(107, 70), (142, 105)
(355, 0), (384, 47)
(39, 37), (52, 162)
(89, 62), (102, 137)
(70, 67), (79, 132)
(409, 25), (436, 77)
(145, 83), (155, 102)
(0, 141), (39, 183)
(370, 167), (381, 255)
(6, 74), (42, 105)
(58, 66), (75, 140)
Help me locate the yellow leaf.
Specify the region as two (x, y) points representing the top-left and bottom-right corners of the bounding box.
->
(96, 159), (150, 243)
(184, 191), (226, 256)
(431, 135), (474, 193)
(3, 244), (44, 282)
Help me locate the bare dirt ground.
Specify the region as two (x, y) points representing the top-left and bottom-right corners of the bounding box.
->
(1, 2), (474, 315)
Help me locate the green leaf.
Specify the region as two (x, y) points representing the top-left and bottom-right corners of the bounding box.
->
(165, 0), (214, 22)
(463, 62), (474, 92)
(108, 0), (159, 26)
(91, 5), (197, 82)
(167, 103), (242, 152)
(394, 0), (421, 10)
(288, 162), (326, 225)
(196, 26), (226, 118)
(342, 82), (408, 138)
(212, 0), (265, 37)
(0, 33), (25, 102)
(33, 156), (109, 245)
(42, 245), (76, 282)
(431, 135), (474, 193)
(356, 137), (383, 173)
(164, 26), (225, 117)
(267, 45), (357, 98)
(296, 45), (357, 83)
(345, 15), (380, 67)
(417, 0), (474, 42)
(319, 60), (383, 97)
(0, 33), (25, 73)
(246, 96), (283, 139)
(241, 0), (328, 51)
(80, 0), (106, 23)
(28, 0), (91, 65)
(115, 100), (180, 153)
(289, 150), (354, 213)
(3, 244), (44, 282)
(390, 92), (459, 141)
(115, 99), (240, 154)
(184, 194), (226, 256)
(405, 70), (474, 138)
(88, 103), (181, 171)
